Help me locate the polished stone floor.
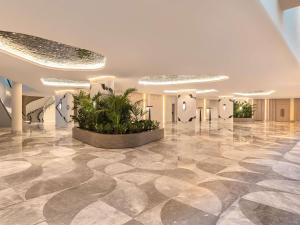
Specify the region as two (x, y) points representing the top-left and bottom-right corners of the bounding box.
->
(0, 121), (300, 225)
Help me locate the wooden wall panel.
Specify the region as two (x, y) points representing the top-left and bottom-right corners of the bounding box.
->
(275, 99), (290, 122)
(295, 98), (300, 122)
(253, 99), (265, 121)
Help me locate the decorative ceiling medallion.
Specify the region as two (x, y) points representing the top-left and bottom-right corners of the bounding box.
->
(0, 31), (106, 70)
(233, 90), (275, 96)
(41, 78), (90, 88)
(164, 89), (217, 94)
(139, 75), (228, 85)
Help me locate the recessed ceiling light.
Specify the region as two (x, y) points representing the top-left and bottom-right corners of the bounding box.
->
(233, 90), (275, 96)
(139, 75), (229, 85)
(164, 89), (217, 94)
(41, 78), (90, 88)
(0, 31), (106, 70)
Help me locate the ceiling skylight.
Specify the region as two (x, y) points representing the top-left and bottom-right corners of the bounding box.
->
(0, 31), (106, 70)
(233, 90), (275, 96)
(41, 78), (90, 88)
(139, 75), (229, 85)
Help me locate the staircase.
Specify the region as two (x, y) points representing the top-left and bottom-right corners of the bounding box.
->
(26, 96), (55, 123)
(0, 77), (12, 127)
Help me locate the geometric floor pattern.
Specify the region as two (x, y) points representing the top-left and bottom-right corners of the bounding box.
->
(0, 121), (300, 225)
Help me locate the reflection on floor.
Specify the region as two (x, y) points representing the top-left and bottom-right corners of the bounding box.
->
(0, 121), (300, 225)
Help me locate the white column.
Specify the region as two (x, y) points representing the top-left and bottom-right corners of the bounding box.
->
(11, 82), (22, 133)
(218, 97), (233, 122)
(55, 91), (74, 128)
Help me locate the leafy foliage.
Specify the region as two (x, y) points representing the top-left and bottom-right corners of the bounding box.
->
(72, 88), (159, 134)
(233, 100), (255, 118)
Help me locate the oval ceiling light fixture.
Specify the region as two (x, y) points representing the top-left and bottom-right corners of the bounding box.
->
(139, 75), (229, 85)
(164, 89), (217, 94)
(233, 90), (275, 97)
(41, 78), (90, 88)
(0, 31), (106, 70)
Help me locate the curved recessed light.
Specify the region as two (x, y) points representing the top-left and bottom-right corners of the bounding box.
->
(233, 90), (275, 96)
(41, 78), (90, 88)
(0, 31), (106, 70)
(164, 89), (218, 94)
(139, 75), (229, 85)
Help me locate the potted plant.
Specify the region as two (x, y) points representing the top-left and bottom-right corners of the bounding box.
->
(71, 87), (163, 148)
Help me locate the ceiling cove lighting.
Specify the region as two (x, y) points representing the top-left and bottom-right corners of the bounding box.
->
(233, 90), (275, 97)
(0, 31), (106, 70)
(196, 89), (218, 94)
(139, 75), (229, 85)
(164, 89), (217, 94)
(88, 75), (115, 81)
(41, 78), (90, 88)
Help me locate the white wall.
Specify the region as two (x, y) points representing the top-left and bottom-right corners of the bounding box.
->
(207, 99), (219, 120)
(165, 95), (177, 123)
(260, 0), (283, 30)
(43, 102), (55, 124)
(283, 7), (300, 60)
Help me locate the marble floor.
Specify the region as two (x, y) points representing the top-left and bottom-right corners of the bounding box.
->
(0, 122), (300, 225)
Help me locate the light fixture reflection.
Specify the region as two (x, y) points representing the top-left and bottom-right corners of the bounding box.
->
(139, 75), (229, 85)
(233, 90), (275, 97)
(41, 78), (90, 88)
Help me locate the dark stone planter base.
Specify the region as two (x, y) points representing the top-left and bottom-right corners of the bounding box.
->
(72, 127), (164, 149)
(233, 118), (254, 122)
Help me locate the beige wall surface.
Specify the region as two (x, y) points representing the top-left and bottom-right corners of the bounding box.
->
(149, 94), (163, 125)
(295, 98), (300, 122)
(274, 99), (290, 122)
(254, 99), (265, 121)
(165, 96), (177, 123)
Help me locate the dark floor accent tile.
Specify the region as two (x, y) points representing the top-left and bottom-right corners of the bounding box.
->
(161, 199), (217, 225)
(239, 198), (300, 225)
(196, 161), (227, 174)
(44, 174), (116, 225)
(218, 171), (265, 183)
(140, 181), (168, 210)
(123, 219), (144, 225)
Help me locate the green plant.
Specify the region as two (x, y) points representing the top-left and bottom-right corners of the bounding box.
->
(72, 87), (159, 134)
(75, 48), (92, 59)
(233, 100), (255, 118)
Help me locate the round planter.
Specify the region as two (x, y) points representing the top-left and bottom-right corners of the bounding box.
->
(233, 118), (254, 122)
(72, 127), (164, 149)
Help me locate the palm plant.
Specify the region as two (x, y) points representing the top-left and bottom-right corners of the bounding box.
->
(72, 87), (159, 134)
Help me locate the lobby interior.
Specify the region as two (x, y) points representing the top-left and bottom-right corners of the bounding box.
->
(1, 1), (300, 225)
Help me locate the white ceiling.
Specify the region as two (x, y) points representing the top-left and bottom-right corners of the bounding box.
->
(0, 0), (299, 98)
(279, 0), (300, 10)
